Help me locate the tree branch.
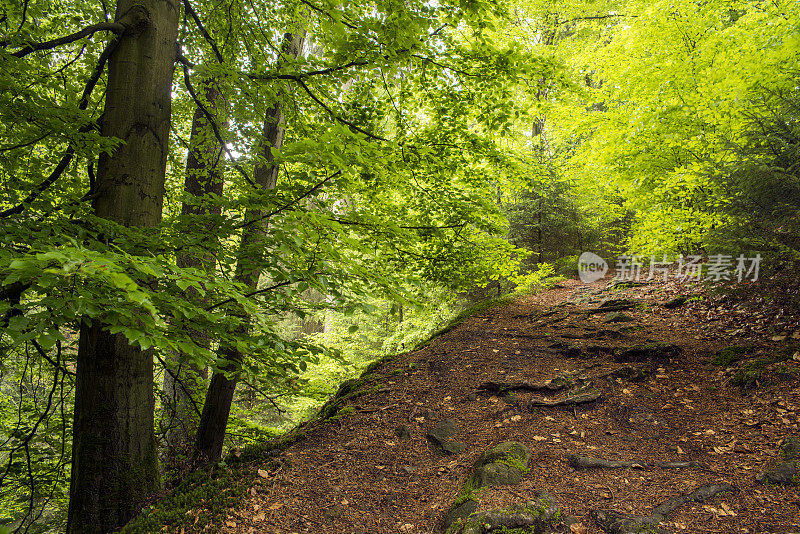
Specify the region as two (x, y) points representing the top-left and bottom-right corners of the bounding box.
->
(205, 280), (294, 312)
(178, 54), (255, 186)
(12, 21), (125, 58)
(181, 0), (225, 64)
(234, 170), (340, 230)
(0, 33), (119, 219)
(294, 77), (388, 142)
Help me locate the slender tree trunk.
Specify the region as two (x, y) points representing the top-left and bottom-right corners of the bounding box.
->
(67, 0), (178, 531)
(162, 80), (226, 454)
(194, 30), (306, 464)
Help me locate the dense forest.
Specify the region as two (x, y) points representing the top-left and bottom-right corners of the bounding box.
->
(0, 0), (797, 531)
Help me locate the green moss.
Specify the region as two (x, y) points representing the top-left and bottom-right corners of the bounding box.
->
(328, 406), (355, 421)
(390, 368), (405, 375)
(497, 454), (530, 475)
(713, 345), (753, 366)
(453, 475), (483, 506)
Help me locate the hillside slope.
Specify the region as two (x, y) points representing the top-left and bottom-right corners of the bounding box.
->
(133, 279), (800, 533)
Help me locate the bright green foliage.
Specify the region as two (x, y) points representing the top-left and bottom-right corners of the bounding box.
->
(562, 0), (800, 258)
(1, 0), (797, 529)
(0, 0), (548, 527)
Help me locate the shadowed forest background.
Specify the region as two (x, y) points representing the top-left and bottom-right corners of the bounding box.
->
(0, 0), (798, 531)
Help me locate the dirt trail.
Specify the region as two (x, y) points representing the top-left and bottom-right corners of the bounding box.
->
(209, 279), (800, 534)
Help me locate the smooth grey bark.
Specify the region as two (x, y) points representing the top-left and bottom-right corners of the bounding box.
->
(162, 80), (226, 454)
(194, 30), (306, 464)
(67, 0), (179, 531)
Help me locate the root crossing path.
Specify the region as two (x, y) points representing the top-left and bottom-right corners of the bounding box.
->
(193, 279), (800, 534)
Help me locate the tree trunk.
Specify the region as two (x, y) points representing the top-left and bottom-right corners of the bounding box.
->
(194, 30), (306, 464)
(162, 79), (226, 454)
(67, 0), (178, 531)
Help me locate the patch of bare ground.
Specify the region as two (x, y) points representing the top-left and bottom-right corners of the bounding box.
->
(190, 278), (800, 534)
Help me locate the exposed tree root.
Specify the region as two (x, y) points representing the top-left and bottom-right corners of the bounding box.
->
(592, 483), (737, 534)
(567, 454), (706, 470)
(479, 373), (588, 394)
(528, 389), (602, 408)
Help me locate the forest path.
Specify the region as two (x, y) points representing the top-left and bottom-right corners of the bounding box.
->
(206, 279), (800, 534)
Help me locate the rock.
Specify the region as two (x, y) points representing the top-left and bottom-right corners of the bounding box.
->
(604, 312), (634, 323)
(595, 299), (639, 312)
(395, 424), (412, 440)
(426, 419), (464, 455)
(474, 461), (525, 487)
(591, 510), (662, 534)
(323, 504), (344, 520)
(756, 435), (800, 485)
(614, 343), (681, 363)
(447, 493), (561, 534)
(442, 441), (467, 454)
(662, 296), (687, 309)
(443, 500), (479, 530)
(756, 460), (799, 485)
(476, 441), (531, 468)
(472, 442), (531, 487)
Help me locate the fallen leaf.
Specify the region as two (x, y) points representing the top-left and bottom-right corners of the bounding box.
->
(257, 469), (269, 479)
(570, 523), (588, 534)
(253, 512), (265, 521)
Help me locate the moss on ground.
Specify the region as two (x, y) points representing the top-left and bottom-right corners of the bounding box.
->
(713, 345), (754, 366)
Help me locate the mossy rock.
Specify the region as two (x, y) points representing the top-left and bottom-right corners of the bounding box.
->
(712, 345), (753, 366)
(756, 436), (800, 485)
(448, 493), (561, 534)
(475, 442), (531, 470)
(444, 499), (480, 530)
(471, 442), (531, 488)
(591, 510), (662, 534)
(781, 436), (800, 460)
(662, 296), (687, 309)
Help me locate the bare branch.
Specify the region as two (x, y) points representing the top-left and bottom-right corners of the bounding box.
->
(234, 170), (340, 230)
(181, 0), (225, 63)
(12, 21), (125, 58)
(205, 280), (294, 312)
(294, 77), (388, 142)
(178, 54), (255, 186)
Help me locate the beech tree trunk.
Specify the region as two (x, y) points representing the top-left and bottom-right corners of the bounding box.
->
(193, 30), (306, 464)
(162, 80), (226, 454)
(67, 0), (179, 531)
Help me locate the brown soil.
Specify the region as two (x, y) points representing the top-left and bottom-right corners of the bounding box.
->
(205, 279), (800, 533)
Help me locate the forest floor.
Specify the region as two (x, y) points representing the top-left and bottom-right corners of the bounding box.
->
(179, 277), (800, 534)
